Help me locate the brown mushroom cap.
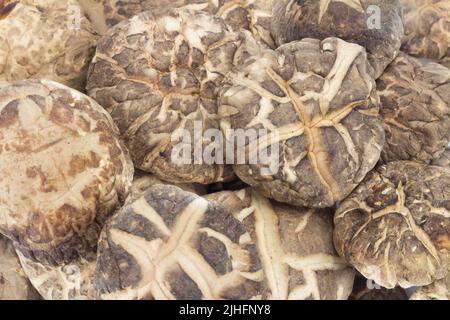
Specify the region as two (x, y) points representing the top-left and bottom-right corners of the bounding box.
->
(206, 189), (355, 300)
(95, 184), (261, 300)
(400, 0), (450, 61)
(219, 37), (384, 208)
(0, 0), (99, 91)
(0, 235), (41, 300)
(78, 0), (275, 47)
(349, 273), (408, 300)
(432, 147), (450, 168)
(377, 53), (450, 164)
(271, 0), (404, 78)
(410, 272), (450, 300)
(334, 161), (450, 289)
(87, 8), (252, 184)
(0, 79), (134, 266)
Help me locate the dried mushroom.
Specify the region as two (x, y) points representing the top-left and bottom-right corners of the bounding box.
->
(219, 38), (384, 208)
(16, 248), (98, 300)
(0, 0), (99, 91)
(410, 272), (449, 300)
(401, 0), (450, 61)
(87, 8), (249, 184)
(0, 79), (134, 266)
(0, 235), (41, 300)
(78, 0), (275, 47)
(334, 161), (450, 289)
(432, 147), (450, 168)
(377, 53), (450, 164)
(271, 0), (404, 78)
(95, 184), (261, 300)
(206, 189), (355, 300)
(349, 274), (407, 300)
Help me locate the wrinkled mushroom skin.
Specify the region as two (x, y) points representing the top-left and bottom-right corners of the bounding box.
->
(334, 161), (450, 289)
(0, 79), (134, 266)
(87, 8), (249, 184)
(377, 53), (450, 164)
(219, 38), (384, 208)
(432, 147), (450, 168)
(0, 235), (41, 300)
(16, 248), (98, 300)
(95, 184), (261, 300)
(78, 0), (275, 47)
(400, 0), (450, 61)
(206, 190), (355, 300)
(271, 0), (404, 78)
(0, 0), (99, 91)
(410, 272), (450, 300)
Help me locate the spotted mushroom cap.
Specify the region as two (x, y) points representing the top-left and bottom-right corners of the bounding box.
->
(377, 53), (450, 164)
(0, 235), (41, 300)
(334, 161), (450, 289)
(400, 0), (450, 61)
(78, 0), (275, 47)
(87, 8), (252, 184)
(206, 189), (355, 300)
(16, 248), (98, 300)
(0, 79), (134, 266)
(95, 184), (261, 300)
(0, 0), (99, 91)
(271, 0), (404, 78)
(219, 37), (384, 208)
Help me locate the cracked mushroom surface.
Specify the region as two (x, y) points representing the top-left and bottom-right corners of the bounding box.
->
(219, 38), (384, 208)
(377, 53), (450, 164)
(0, 235), (41, 300)
(334, 161), (450, 289)
(271, 0), (404, 78)
(87, 8), (250, 184)
(0, 79), (134, 267)
(95, 184), (261, 300)
(206, 189), (355, 300)
(400, 0), (450, 62)
(0, 0), (99, 91)
(432, 147), (450, 167)
(16, 247), (98, 300)
(78, 0), (275, 47)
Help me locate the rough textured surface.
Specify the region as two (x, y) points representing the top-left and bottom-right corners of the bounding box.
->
(377, 53), (450, 164)
(0, 0), (99, 91)
(78, 0), (275, 47)
(126, 170), (207, 204)
(349, 274), (408, 300)
(271, 0), (404, 78)
(410, 272), (449, 300)
(0, 235), (41, 300)
(16, 247), (98, 300)
(87, 8), (250, 184)
(432, 147), (450, 168)
(219, 38), (384, 208)
(334, 161), (450, 289)
(0, 79), (134, 266)
(401, 0), (450, 61)
(95, 184), (261, 300)
(206, 189), (355, 300)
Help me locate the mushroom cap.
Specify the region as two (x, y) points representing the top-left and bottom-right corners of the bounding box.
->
(0, 79), (134, 266)
(377, 53), (450, 164)
(0, 0), (99, 91)
(410, 272), (450, 300)
(95, 184), (261, 300)
(0, 235), (41, 300)
(271, 0), (404, 78)
(78, 0), (275, 47)
(87, 8), (249, 184)
(400, 0), (450, 60)
(334, 161), (450, 289)
(432, 147), (450, 168)
(206, 189), (355, 300)
(349, 273), (408, 300)
(16, 248), (98, 300)
(219, 37), (384, 208)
